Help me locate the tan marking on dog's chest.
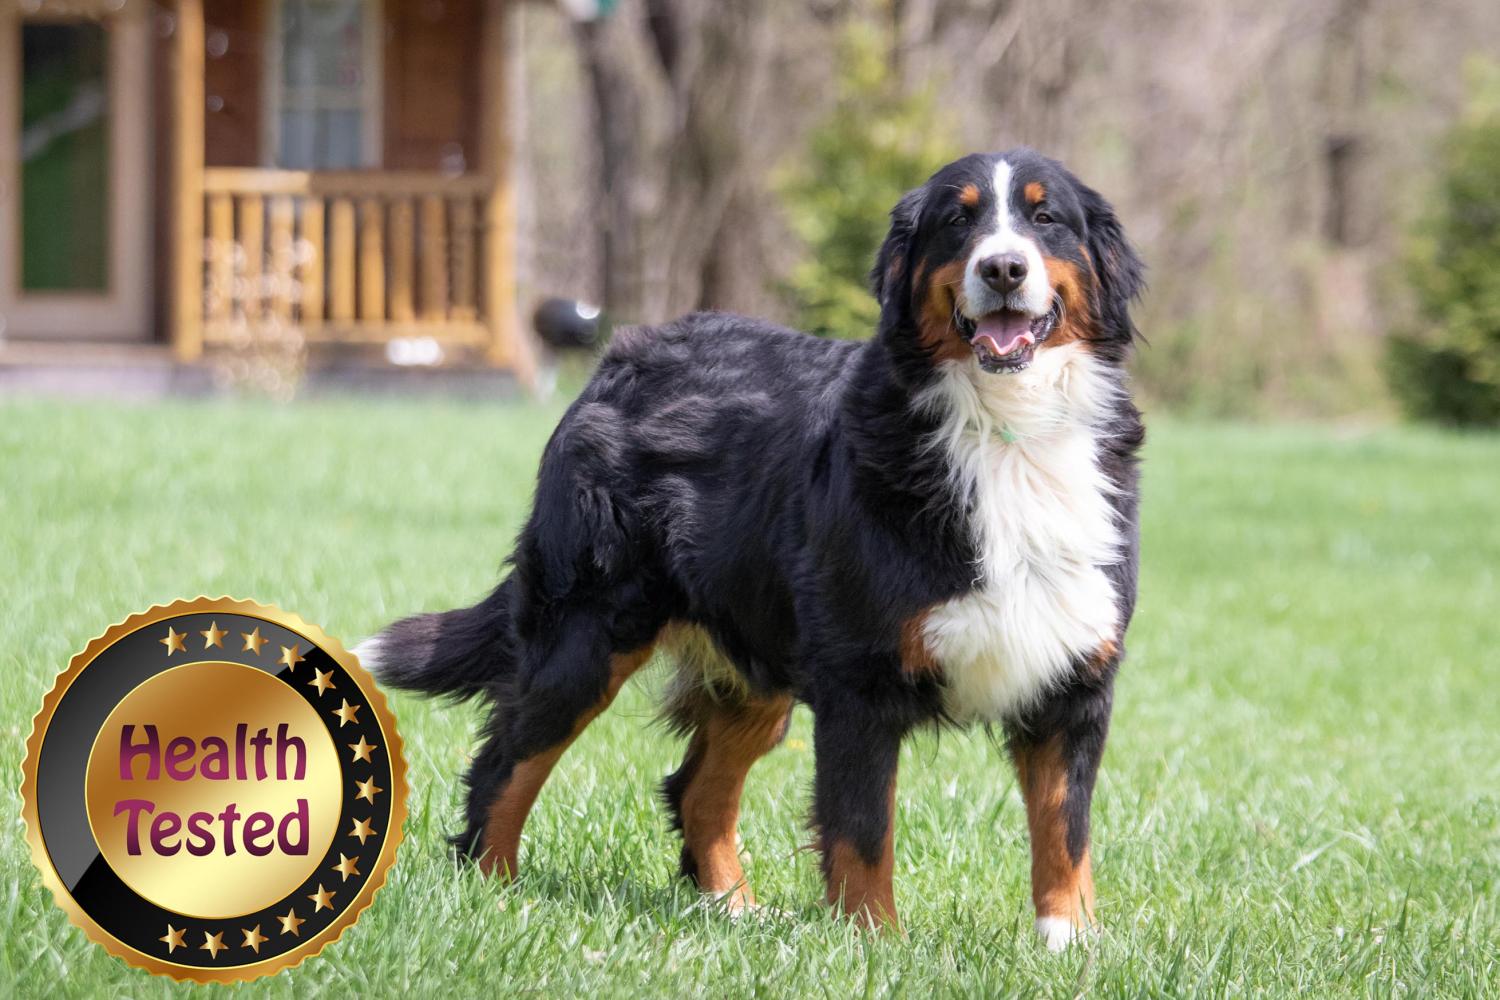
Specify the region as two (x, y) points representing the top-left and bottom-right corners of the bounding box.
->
(899, 612), (944, 680)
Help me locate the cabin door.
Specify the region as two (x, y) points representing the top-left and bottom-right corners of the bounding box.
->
(0, 3), (152, 341)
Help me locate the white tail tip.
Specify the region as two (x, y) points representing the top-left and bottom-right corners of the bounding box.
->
(352, 635), (383, 672)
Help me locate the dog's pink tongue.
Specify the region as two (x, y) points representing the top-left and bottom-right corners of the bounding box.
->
(974, 313), (1034, 356)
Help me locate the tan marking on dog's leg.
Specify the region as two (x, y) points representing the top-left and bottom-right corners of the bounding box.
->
(823, 779), (900, 932)
(1015, 737), (1096, 948)
(679, 695), (792, 908)
(480, 744), (567, 879)
(479, 644), (654, 878)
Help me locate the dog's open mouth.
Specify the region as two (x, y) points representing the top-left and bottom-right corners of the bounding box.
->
(955, 300), (1061, 374)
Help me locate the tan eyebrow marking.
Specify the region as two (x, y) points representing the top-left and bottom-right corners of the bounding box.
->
(1024, 181), (1046, 205)
(959, 184), (981, 207)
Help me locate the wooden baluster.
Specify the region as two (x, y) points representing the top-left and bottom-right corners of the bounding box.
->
(419, 195), (448, 321)
(300, 198), (325, 330)
(206, 193), (234, 326)
(450, 196), (477, 322)
(389, 197), (415, 323)
(237, 194), (264, 325)
(269, 196), (295, 326)
(329, 197), (356, 323)
(359, 198), (386, 322)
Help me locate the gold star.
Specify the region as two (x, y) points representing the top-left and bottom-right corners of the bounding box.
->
(307, 883), (336, 912)
(200, 620), (227, 648)
(159, 924), (186, 953)
(242, 627), (269, 655)
(278, 644), (305, 671)
(349, 816), (377, 844)
(241, 924), (268, 953)
(308, 668), (336, 696)
(200, 930), (226, 959)
(332, 853), (361, 881)
(278, 908), (305, 936)
(160, 627), (187, 655)
(354, 777), (383, 803)
(332, 699), (361, 727)
(347, 735), (377, 763)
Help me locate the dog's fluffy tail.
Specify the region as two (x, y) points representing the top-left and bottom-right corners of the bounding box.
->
(355, 578), (516, 701)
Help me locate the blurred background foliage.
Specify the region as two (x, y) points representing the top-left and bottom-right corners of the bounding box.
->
(1386, 60), (1500, 425)
(776, 22), (957, 339)
(515, 0), (1500, 422)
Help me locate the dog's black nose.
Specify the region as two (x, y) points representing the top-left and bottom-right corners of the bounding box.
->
(977, 253), (1028, 294)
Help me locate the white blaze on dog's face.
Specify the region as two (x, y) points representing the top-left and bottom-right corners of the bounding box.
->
(954, 158), (1063, 374)
(962, 160), (1054, 321)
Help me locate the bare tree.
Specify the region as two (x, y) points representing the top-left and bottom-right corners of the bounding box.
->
(575, 13), (648, 319)
(1320, 0), (1375, 248)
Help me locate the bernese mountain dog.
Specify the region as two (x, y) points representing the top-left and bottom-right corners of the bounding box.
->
(359, 148), (1145, 949)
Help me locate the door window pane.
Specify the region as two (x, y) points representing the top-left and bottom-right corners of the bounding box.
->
(21, 22), (109, 292)
(277, 0), (372, 170)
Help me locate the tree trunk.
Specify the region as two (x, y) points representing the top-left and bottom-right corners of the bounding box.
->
(575, 16), (645, 321)
(1320, 0), (1373, 248)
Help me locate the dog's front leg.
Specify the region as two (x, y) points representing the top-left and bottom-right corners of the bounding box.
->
(1009, 669), (1115, 950)
(811, 687), (907, 932)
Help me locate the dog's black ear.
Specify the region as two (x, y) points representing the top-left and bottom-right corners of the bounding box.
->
(870, 186), (927, 313)
(1080, 184), (1145, 336)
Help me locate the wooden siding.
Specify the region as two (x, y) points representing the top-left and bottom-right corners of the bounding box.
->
(203, 0), (263, 167)
(383, 0), (483, 171)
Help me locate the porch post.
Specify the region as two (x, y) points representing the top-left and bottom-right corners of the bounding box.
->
(171, 0), (205, 362)
(481, 0), (537, 388)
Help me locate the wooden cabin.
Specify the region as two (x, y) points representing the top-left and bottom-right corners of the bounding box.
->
(0, 0), (536, 385)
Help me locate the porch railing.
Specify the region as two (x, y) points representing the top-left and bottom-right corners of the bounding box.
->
(200, 168), (492, 348)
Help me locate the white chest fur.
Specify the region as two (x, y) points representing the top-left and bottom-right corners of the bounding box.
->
(914, 344), (1122, 722)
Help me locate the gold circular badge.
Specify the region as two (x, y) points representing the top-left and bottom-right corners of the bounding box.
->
(20, 598), (407, 983)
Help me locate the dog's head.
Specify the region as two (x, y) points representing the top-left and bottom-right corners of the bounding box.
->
(872, 149), (1144, 373)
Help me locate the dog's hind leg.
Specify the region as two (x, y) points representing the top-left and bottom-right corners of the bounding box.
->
(661, 686), (792, 911)
(458, 610), (654, 879)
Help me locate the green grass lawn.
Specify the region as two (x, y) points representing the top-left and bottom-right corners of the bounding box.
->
(2, 397), (1497, 997)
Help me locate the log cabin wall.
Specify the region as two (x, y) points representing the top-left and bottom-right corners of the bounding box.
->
(204, 0), (263, 167)
(383, 0), (483, 171)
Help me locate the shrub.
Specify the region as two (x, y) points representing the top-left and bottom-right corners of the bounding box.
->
(1386, 60), (1500, 425)
(777, 22), (957, 339)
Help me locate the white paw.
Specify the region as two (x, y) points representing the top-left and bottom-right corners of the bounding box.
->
(1035, 916), (1085, 952)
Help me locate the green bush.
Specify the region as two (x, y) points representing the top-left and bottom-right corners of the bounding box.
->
(1387, 60), (1500, 425)
(777, 22), (957, 339)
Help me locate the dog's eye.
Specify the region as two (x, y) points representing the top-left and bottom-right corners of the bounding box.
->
(1033, 210), (1055, 226)
(949, 212), (970, 228)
